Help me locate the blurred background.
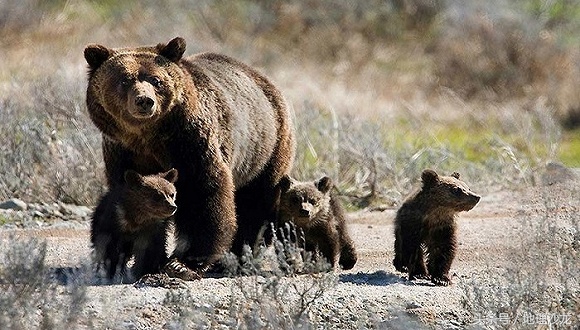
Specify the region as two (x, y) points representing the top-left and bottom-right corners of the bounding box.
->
(1, 0), (579, 208)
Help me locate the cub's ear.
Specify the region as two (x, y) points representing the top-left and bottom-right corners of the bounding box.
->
(279, 175), (293, 193)
(316, 176), (333, 194)
(124, 170), (143, 185)
(421, 169), (439, 189)
(451, 172), (460, 179)
(84, 44), (113, 71)
(158, 37), (186, 63)
(162, 168), (179, 183)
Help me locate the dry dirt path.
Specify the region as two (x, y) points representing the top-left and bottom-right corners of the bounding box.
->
(0, 183), (578, 329)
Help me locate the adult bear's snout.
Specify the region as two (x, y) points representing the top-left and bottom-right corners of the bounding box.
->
(135, 95), (155, 115)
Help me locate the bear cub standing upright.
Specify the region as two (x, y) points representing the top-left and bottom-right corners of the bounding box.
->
(278, 175), (357, 270)
(393, 169), (480, 286)
(91, 168), (178, 281)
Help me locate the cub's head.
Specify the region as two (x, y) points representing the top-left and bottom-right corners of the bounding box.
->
(420, 169), (480, 212)
(84, 37), (187, 131)
(124, 168), (178, 219)
(278, 175), (333, 227)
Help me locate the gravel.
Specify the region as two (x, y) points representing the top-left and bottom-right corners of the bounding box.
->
(0, 179), (578, 329)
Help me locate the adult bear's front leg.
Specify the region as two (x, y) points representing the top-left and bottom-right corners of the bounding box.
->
(170, 146), (238, 276)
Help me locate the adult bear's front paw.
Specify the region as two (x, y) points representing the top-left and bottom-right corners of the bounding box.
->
(134, 273), (186, 289)
(163, 258), (202, 281)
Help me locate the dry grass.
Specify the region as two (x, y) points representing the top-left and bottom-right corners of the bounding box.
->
(0, 236), (88, 329)
(0, 2), (579, 326)
(1, 0), (578, 206)
(460, 185), (580, 329)
(163, 226), (339, 329)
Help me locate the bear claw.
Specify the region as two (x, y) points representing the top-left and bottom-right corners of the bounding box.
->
(431, 275), (452, 286)
(163, 258), (202, 281)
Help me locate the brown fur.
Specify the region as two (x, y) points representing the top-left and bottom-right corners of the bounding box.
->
(278, 175), (357, 270)
(84, 37), (295, 277)
(393, 169), (480, 286)
(91, 169), (178, 280)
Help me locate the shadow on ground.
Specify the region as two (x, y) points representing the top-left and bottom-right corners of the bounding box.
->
(339, 270), (405, 286)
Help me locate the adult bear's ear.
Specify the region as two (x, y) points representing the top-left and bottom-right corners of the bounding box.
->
(451, 172), (460, 179)
(84, 44), (112, 72)
(279, 175), (293, 193)
(158, 37), (186, 63)
(124, 170), (143, 185)
(315, 176), (333, 194)
(163, 168), (179, 183)
(421, 169), (439, 189)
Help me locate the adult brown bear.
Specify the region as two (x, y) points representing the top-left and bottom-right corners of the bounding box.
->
(84, 37), (295, 278)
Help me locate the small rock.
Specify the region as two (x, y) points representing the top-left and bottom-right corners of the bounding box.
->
(541, 162), (577, 186)
(406, 301), (423, 310)
(0, 198), (27, 211)
(32, 211), (44, 218)
(59, 203), (92, 218)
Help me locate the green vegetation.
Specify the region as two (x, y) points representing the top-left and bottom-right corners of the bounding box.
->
(0, 2), (579, 328)
(1, 0), (579, 206)
(559, 129), (580, 166)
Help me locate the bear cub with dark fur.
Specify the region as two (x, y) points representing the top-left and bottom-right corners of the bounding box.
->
(393, 169), (480, 286)
(91, 168), (178, 281)
(278, 175), (357, 270)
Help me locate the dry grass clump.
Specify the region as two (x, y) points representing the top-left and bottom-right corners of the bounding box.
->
(0, 74), (104, 205)
(0, 236), (88, 329)
(460, 185), (579, 329)
(291, 97), (561, 208)
(432, 1), (580, 126)
(0, 0), (576, 208)
(163, 227), (338, 329)
(0, 0), (46, 32)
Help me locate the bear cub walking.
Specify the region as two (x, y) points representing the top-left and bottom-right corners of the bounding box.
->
(91, 168), (178, 281)
(278, 175), (357, 270)
(393, 169), (480, 286)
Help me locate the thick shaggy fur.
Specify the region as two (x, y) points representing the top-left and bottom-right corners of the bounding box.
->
(85, 37), (295, 277)
(393, 169), (480, 286)
(278, 175), (357, 270)
(91, 169), (178, 280)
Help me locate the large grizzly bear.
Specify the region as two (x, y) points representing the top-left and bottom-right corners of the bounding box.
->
(84, 37), (295, 278)
(393, 169), (480, 286)
(91, 169), (178, 280)
(278, 175), (357, 270)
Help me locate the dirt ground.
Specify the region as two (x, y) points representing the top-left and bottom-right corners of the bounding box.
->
(0, 176), (578, 329)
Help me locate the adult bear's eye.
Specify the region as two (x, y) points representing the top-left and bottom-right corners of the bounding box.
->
(291, 195), (302, 205)
(150, 76), (162, 88)
(119, 77), (131, 88)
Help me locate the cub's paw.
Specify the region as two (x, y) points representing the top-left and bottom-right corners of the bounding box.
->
(392, 257), (408, 273)
(339, 247), (358, 270)
(408, 272), (430, 281)
(394, 264), (408, 273)
(163, 258), (202, 281)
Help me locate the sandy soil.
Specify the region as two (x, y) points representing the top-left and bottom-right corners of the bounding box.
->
(0, 179), (578, 329)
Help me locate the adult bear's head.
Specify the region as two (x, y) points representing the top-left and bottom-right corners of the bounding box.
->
(84, 37), (187, 133)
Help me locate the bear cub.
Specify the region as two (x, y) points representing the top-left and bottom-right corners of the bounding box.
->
(278, 175), (357, 270)
(393, 169), (480, 286)
(91, 168), (178, 281)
